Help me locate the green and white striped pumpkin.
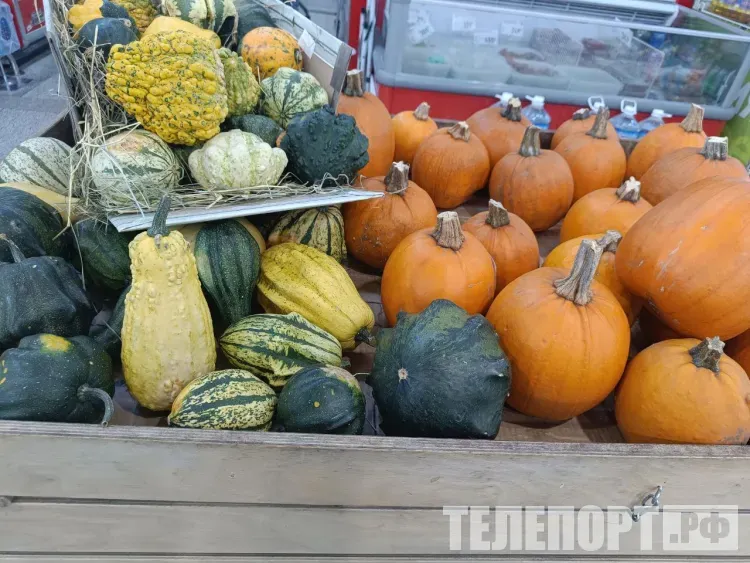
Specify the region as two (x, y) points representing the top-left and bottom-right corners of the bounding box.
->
(168, 369), (277, 430)
(91, 129), (181, 209)
(261, 68), (329, 128)
(160, 0), (237, 41)
(268, 206), (347, 262)
(220, 312), (343, 388)
(0, 138), (74, 196)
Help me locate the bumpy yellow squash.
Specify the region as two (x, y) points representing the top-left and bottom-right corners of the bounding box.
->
(121, 197), (216, 411)
(257, 243), (374, 349)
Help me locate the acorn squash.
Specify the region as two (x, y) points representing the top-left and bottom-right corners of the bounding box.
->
(177, 217), (266, 253)
(89, 284), (130, 360)
(222, 114), (283, 147)
(76, 18), (138, 57)
(268, 206), (346, 262)
(0, 334), (115, 424)
(261, 68), (328, 128)
(73, 219), (132, 293)
(236, 3), (276, 40)
(1, 182), (80, 224)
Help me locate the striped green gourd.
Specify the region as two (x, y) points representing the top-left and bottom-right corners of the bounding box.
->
(168, 369), (277, 430)
(73, 219), (132, 293)
(261, 68), (328, 128)
(268, 206), (347, 262)
(220, 312), (343, 388)
(0, 138), (74, 196)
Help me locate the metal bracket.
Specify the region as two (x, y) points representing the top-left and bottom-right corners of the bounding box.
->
(0, 496), (12, 508)
(631, 485), (663, 522)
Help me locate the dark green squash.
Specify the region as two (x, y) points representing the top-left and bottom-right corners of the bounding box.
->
(280, 106), (369, 186)
(277, 366), (365, 434)
(0, 236), (93, 350)
(194, 219), (261, 331)
(76, 17), (138, 56)
(89, 284), (130, 360)
(73, 219), (132, 293)
(223, 114), (284, 146)
(236, 3), (277, 47)
(268, 206), (346, 262)
(369, 299), (511, 439)
(0, 334), (115, 424)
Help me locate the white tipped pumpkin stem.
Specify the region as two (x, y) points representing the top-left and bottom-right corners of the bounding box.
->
(554, 239), (603, 305)
(384, 162), (410, 195)
(596, 230), (622, 254)
(701, 136), (729, 161)
(519, 126), (541, 157)
(572, 108), (591, 121)
(502, 98), (523, 122)
(343, 69), (365, 97)
(587, 107), (611, 140)
(432, 211), (465, 250)
(680, 104), (705, 133)
(486, 200), (510, 228)
(414, 102), (431, 121)
(449, 122), (471, 142)
(615, 177), (642, 203)
(689, 337), (725, 375)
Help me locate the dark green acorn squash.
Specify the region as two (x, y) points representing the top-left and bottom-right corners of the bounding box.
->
(73, 219), (132, 293)
(369, 299), (511, 439)
(76, 17), (138, 56)
(236, 3), (276, 47)
(89, 284), (130, 360)
(0, 237), (93, 350)
(280, 106), (369, 185)
(194, 219), (261, 331)
(0, 334), (115, 424)
(277, 366), (365, 434)
(223, 114), (283, 146)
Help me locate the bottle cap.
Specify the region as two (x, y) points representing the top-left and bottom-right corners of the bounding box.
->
(620, 98), (637, 117)
(588, 96), (605, 110)
(526, 95), (545, 109)
(651, 109), (672, 118)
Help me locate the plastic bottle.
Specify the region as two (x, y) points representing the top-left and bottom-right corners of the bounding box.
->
(493, 92), (514, 109)
(522, 95), (552, 130)
(609, 99), (641, 141)
(638, 109), (672, 138)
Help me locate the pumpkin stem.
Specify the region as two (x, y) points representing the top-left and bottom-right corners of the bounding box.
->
(615, 177), (642, 203)
(586, 107), (611, 140)
(384, 161), (410, 194)
(448, 122), (471, 142)
(343, 69), (365, 97)
(701, 136), (729, 161)
(432, 211), (465, 251)
(553, 239), (603, 306)
(518, 126), (541, 157)
(0, 234), (26, 263)
(413, 102), (431, 121)
(148, 195), (171, 239)
(78, 385), (115, 427)
(689, 336), (725, 375)
(355, 327), (377, 347)
(487, 199), (511, 228)
(572, 108), (591, 121)
(596, 230), (622, 254)
(680, 104), (705, 133)
(502, 98), (523, 123)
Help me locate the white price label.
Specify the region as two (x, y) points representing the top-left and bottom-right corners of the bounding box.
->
(473, 30), (499, 46)
(409, 19), (434, 44)
(298, 29), (316, 58)
(500, 21), (524, 38)
(452, 15), (476, 32)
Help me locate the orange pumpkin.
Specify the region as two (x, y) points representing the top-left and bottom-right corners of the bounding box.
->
(554, 108), (627, 202)
(466, 98), (530, 168)
(240, 27), (302, 80)
(463, 200), (539, 295)
(337, 69), (395, 179)
(412, 122), (490, 209)
(639, 307), (683, 346)
(726, 329), (750, 375)
(489, 126), (574, 232)
(559, 177), (652, 242)
(626, 104), (707, 179)
(486, 238), (630, 421)
(550, 107), (617, 150)
(381, 211), (496, 326)
(615, 337), (750, 444)
(543, 231), (641, 324)
(639, 136), (748, 205)
(343, 161), (438, 269)
(392, 102), (438, 166)
(616, 176), (750, 340)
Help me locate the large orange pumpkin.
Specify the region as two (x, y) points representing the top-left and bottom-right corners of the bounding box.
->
(343, 161), (438, 269)
(626, 104), (707, 179)
(726, 329), (750, 376)
(559, 177), (652, 242)
(543, 230), (641, 324)
(616, 176), (750, 340)
(486, 238), (630, 421)
(466, 98), (530, 168)
(240, 27), (303, 80)
(381, 211), (496, 326)
(489, 126), (574, 232)
(337, 69), (395, 178)
(639, 136), (748, 205)
(392, 102), (438, 166)
(615, 337), (750, 444)
(550, 107), (617, 150)
(412, 122), (490, 209)
(463, 199), (539, 295)
(638, 307), (683, 346)
(554, 108), (627, 202)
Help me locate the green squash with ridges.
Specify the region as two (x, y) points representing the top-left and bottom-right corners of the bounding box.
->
(222, 114), (283, 146)
(0, 137), (74, 196)
(220, 312), (343, 388)
(89, 284), (130, 360)
(268, 206), (346, 262)
(277, 365), (365, 434)
(261, 68), (329, 128)
(168, 368), (277, 429)
(236, 2), (276, 41)
(76, 17), (139, 57)
(218, 48), (261, 116)
(73, 219), (132, 293)
(194, 219), (261, 331)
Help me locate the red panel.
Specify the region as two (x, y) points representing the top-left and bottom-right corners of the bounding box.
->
(13, 0), (44, 39)
(348, 0), (367, 70)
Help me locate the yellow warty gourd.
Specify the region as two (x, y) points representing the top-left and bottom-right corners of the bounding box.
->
(257, 243), (375, 350)
(105, 30), (228, 146)
(143, 16), (221, 48)
(121, 197), (216, 411)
